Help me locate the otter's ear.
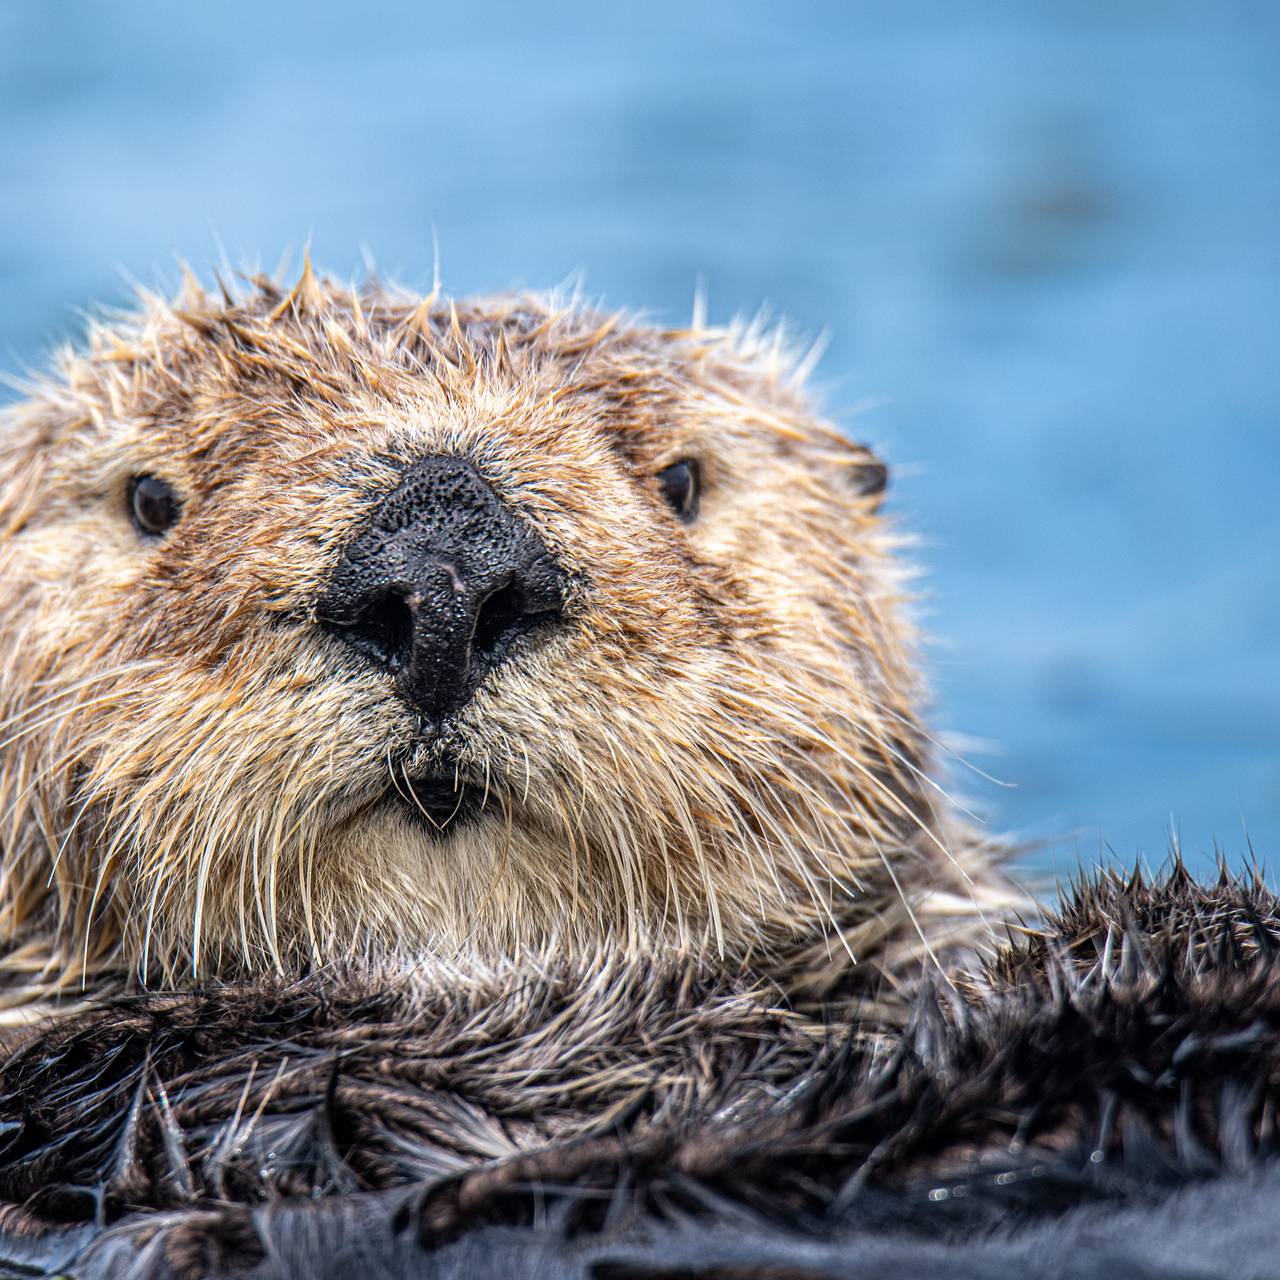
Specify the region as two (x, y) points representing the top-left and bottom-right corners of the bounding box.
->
(844, 446), (889, 509)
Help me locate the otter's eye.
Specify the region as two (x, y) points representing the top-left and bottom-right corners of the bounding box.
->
(128, 475), (182, 537)
(656, 459), (700, 523)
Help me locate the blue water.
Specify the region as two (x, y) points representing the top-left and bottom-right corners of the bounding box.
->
(1, 2), (1276, 879)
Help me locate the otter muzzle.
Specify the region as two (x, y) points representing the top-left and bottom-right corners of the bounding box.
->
(317, 455), (566, 726)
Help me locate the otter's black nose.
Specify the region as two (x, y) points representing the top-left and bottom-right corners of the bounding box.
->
(317, 456), (566, 725)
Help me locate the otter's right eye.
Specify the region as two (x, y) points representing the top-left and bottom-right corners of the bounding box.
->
(656, 460), (700, 523)
(128, 475), (182, 537)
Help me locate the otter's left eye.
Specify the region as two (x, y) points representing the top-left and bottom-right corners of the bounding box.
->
(656, 460), (700, 523)
(128, 475), (182, 537)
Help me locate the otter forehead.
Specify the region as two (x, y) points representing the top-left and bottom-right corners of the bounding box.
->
(0, 265), (935, 986)
(31, 272), (876, 501)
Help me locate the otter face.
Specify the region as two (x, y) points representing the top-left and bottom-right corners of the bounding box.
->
(0, 269), (941, 984)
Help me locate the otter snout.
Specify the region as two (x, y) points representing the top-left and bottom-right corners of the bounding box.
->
(317, 455), (566, 726)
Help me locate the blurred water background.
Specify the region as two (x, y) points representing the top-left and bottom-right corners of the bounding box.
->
(1, 1), (1276, 880)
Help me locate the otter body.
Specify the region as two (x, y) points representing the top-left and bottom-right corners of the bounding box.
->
(0, 865), (1274, 1280)
(0, 263), (1013, 1011)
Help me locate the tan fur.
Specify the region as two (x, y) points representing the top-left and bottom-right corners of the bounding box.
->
(0, 261), (1020, 1018)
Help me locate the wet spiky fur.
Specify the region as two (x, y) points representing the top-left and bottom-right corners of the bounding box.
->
(0, 262), (1017, 1014)
(0, 863), (1276, 1279)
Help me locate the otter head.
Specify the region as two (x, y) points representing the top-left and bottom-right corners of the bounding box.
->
(0, 265), (979, 992)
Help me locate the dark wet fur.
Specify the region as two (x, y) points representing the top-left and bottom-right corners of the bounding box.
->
(2, 862), (1279, 1278)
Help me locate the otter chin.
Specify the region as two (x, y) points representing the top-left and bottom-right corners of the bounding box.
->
(0, 261), (1018, 1011)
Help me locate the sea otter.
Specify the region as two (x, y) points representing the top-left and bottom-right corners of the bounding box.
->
(0, 265), (1273, 1280)
(0, 262), (1016, 1014)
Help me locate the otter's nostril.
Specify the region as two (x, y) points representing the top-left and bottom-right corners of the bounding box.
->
(472, 580), (525, 667)
(334, 589), (415, 672)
